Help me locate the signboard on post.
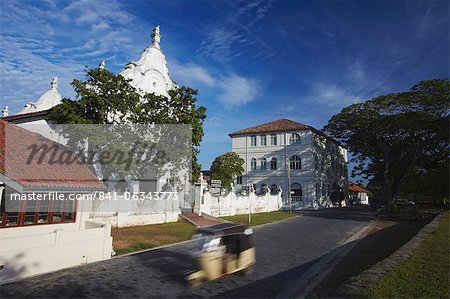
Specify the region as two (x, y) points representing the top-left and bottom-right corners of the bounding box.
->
(211, 180), (222, 188)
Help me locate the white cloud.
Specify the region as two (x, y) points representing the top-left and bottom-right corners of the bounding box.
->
(169, 60), (261, 108)
(0, 0), (139, 113)
(91, 21), (111, 32)
(170, 60), (216, 87)
(311, 83), (361, 108)
(217, 75), (260, 107)
(64, 0), (135, 27)
(197, 0), (274, 62)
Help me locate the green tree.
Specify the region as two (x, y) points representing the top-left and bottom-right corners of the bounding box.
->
(48, 67), (206, 182)
(324, 79), (449, 206)
(210, 152), (245, 189)
(330, 183), (345, 207)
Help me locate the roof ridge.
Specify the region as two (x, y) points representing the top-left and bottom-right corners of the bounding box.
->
(229, 118), (312, 136)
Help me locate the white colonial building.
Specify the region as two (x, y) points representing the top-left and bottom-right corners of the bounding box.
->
(230, 119), (348, 209)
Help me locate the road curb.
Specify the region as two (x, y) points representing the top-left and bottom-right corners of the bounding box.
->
(340, 212), (447, 296)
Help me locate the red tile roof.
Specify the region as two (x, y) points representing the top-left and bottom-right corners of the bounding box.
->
(0, 119), (104, 190)
(348, 182), (367, 193)
(229, 119), (313, 136)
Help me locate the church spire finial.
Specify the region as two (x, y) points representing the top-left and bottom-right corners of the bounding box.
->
(151, 25), (161, 46)
(51, 77), (58, 90)
(2, 105), (9, 117)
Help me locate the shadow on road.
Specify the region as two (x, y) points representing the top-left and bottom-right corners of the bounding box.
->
(297, 206), (375, 222)
(1, 208), (430, 299)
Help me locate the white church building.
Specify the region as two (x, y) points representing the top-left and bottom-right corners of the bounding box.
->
(230, 119), (348, 209)
(1, 26), (188, 225)
(0, 25), (187, 281)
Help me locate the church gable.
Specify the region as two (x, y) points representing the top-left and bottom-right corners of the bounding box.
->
(120, 25), (177, 96)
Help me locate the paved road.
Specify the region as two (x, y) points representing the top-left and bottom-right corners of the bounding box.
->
(1, 207), (374, 298)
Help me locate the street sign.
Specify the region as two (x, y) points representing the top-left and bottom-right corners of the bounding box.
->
(211, 180), (221, 188)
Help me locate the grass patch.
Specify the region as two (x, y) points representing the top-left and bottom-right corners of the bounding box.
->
(361, 212), (449, 298)
(221, 211), (297, 227)
(112, 221), (196, 255)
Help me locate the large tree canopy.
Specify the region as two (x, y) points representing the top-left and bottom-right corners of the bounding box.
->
(210, 152), (244, 189)
(48, 67), (207, 182)
(324, 79), (449, 205)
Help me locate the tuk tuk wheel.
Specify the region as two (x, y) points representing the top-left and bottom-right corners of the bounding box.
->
(189, 277), (202, 288)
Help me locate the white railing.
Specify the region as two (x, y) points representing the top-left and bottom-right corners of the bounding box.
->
(291, 196), (302, 202)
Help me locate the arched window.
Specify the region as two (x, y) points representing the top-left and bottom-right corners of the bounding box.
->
(251, 158), (257, 170)
(291, 183), (302, 201)
(270, 184), (278, 194)
(261, 158), (267, 170)
(290, 155), (301, 170)
(289, 133), (301, 145)
(270, 157), (277, 170)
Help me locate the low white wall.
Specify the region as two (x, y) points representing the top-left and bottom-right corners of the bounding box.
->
(88, 193), (182, 228)
(196, 187), (283, 217)
(90, 211), (180, 228)
(0, 221), (112, 283)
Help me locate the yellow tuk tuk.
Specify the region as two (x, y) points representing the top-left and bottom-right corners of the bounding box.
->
(186, 223), (256, 286)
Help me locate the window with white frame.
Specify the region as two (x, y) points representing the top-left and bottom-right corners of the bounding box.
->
(250, 135), (257, 146)
(251, 158), (257, 170)
(270, 157), (277, 170)
(261, 158), (267, 170)
(260, 135), (267, 146)
(290, 155), (301, 170)
(270, 134), (277, 145)
(289, 133), (301, 145)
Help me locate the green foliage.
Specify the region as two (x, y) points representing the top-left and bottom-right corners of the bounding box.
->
(324, 79), (449, 204)
(49, 68), (141, 124)
(330, 191), (345, 207)
(47, 67), (207, 182)
(399, 161), (449, 204)
(210, 152), (244, 188)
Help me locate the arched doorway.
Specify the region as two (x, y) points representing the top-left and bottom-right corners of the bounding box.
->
(291, 183), (302, 202)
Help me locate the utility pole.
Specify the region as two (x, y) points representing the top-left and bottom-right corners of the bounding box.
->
(288, 161), (292, 213)
(248, 187), (252, 224)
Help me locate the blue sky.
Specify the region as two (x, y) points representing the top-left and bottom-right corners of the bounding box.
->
(1, 0), (449, 176)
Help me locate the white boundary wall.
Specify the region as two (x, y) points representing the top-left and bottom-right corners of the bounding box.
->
(0, 212), (112, 283)
(193, 182), (282, 217)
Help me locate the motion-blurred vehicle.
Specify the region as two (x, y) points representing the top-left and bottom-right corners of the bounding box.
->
(394, 198), (415, 207)
(186, 223), (256, 286)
